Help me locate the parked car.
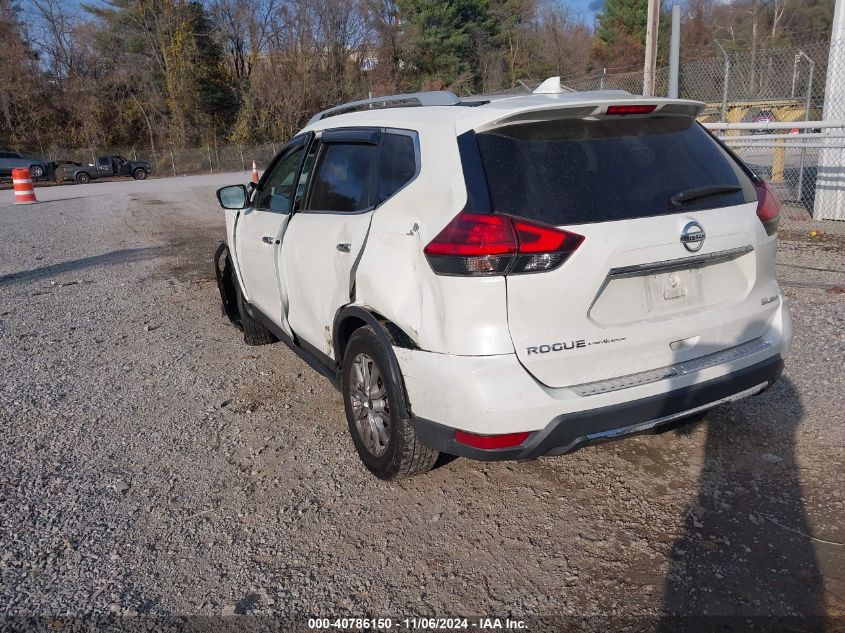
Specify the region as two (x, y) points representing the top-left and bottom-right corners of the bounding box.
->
(58, 155), (152, 184)
(751, 109), (776, 134)
(0, 150), (49, 180)
(213, 82), (791, 480)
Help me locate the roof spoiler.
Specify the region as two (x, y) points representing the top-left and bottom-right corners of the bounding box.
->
(474, 99), (706, 132)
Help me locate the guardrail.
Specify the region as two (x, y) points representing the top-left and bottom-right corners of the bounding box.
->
(703, 120), (845, 131)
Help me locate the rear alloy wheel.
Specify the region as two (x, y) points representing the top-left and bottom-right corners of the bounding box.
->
(29, 165), (44, 179)
(342, 326), (438, 479)
(133, 168), (147, 180)
(349, 353), (391, 457)
(75, 172), (90, 185)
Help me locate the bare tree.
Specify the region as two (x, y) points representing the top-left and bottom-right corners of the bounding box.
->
(209, 0), (279, 84)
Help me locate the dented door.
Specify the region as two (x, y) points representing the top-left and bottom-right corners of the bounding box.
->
(280, 133), (380, 358)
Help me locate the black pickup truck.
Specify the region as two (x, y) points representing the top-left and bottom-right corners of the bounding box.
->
(55, 155), (152, 184)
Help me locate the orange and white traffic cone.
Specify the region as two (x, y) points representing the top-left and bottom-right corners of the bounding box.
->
(12, 168), (37, 205)
(252, 160), (259, 183)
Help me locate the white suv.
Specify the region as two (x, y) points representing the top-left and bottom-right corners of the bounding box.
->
(214, 81), (791, 480)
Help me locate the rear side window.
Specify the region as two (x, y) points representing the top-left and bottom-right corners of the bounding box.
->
(475, 116), (755, 225)
(378, 133), (417, 203)
(307, 143), (377, 212)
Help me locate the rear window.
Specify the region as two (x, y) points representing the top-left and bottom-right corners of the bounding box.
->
(378, 133), (417, 203)
(307, 143), (377, 212)
(475, 116), (755, 225)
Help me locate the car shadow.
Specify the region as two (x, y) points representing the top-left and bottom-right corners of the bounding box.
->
(0, 247), (163, 287)
(659, 376), (826, 631)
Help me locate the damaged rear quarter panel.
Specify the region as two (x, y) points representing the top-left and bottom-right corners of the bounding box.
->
(353, 126), (513, 356)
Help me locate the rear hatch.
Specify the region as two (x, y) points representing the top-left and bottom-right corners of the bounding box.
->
(473, 108), (776, 388)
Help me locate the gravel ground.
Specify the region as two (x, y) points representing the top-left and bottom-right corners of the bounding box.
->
(0, 177), (843, 632)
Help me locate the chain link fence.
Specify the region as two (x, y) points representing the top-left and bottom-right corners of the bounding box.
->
(545, 39), (829, 118)
(37, 143), (282, 180)
(728, 140), (823, 222)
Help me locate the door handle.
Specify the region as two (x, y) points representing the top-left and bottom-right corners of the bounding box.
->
(336, 243), (351, 253)
(262, 236), (275, 245)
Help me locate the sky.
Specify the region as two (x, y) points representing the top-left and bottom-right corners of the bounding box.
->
(574, 0), (604, 21)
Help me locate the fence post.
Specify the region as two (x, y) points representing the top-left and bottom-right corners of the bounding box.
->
(814, 0), (845, 220)
(668, 3), (680, 98)
(599, 68), (606, 91)
(169, 148), (177, 177)
(207, 146), (214, 174)
(240, 145), (245, 172)
(793, 50), (816, 205)
(716, 41), (730, 124)
(772, 139), (786, 183)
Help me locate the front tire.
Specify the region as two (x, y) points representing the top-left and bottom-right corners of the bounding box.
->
(214, 243), (241, 328)
(342, 326), (438, 480)
(29, 165), (44, 179)
(75, 172), (90, 185)
(132, 168), (147, 180)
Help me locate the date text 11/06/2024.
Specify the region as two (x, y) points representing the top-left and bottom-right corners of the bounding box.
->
(308, 617), (528, 630)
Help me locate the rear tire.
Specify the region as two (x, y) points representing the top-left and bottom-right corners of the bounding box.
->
(29, 165), (44, 179)
(75, 172), (90, 185)
(342, 326), (438, 480)
(235, 280), (276, 346)
(133, 168), (147, 180)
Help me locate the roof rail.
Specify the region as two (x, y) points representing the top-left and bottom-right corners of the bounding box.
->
(307, 91), (461, 125)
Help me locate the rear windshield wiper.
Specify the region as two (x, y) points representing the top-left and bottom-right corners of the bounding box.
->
(671, 184), (742, 207)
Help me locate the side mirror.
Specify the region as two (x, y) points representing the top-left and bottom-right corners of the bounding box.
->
(217, 184), (248, 210)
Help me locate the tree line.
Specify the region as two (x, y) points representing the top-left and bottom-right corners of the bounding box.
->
(0, 0), (835, 153)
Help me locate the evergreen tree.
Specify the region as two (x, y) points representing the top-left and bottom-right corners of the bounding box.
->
(596, 0), (650, 47)
(397, 0), (496, 90)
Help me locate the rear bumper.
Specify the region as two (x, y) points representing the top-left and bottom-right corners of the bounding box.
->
(412, 354), (783, 461)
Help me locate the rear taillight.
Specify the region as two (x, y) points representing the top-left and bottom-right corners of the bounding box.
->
(755, 180), (781, 236)
(454, 430), (530, 450)
(424, 211), (583, 276)
(606, 104), (657, 115)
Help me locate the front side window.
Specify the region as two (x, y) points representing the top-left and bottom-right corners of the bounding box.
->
(255, 146), (306, 213)
(306, 143), (377, 213)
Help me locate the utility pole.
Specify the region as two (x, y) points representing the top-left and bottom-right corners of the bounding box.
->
(814, 0), (845, 220)
(643, 0), (661, 96)
(668, 3), (681, 98)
